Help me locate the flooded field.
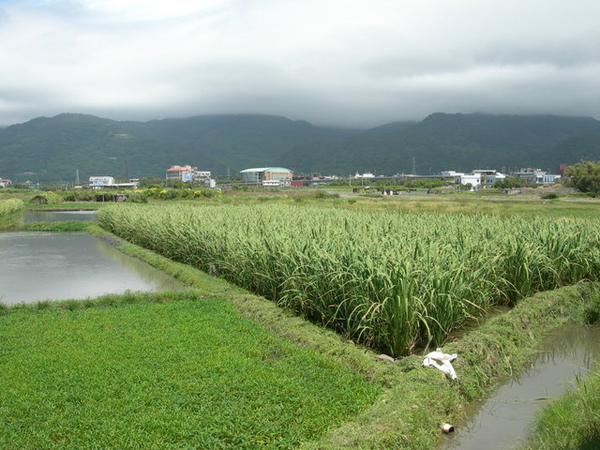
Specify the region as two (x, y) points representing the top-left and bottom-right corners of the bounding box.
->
(21, 210), (98, 223)
(0, 231), (186, 305)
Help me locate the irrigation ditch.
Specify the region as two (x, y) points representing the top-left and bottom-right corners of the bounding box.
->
(87, 223), (600, 449)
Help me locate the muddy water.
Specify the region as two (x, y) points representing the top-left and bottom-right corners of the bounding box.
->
(0, 232), (186, 305)
(441, 325), (600, 450)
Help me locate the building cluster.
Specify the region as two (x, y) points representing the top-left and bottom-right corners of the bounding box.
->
(0, 178), (12, 188)
(441, 168), (561, 190)
(165, 165), (213, 186)
(77, 163), (563, 191)
(86, 164), (215, 189)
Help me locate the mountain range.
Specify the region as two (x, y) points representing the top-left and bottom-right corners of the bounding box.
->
(1, 112), (599, 183)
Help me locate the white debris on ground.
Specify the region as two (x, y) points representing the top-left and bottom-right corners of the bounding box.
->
(423, 349), (458, 380)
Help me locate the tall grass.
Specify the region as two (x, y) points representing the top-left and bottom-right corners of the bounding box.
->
(99, 204), (600, 356)
(0, 198), (24, 229)
(0, 198), (24, 217)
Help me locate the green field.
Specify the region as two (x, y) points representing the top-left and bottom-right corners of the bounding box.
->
(2, 190), (600, 448)
(0, 294), (379, 449)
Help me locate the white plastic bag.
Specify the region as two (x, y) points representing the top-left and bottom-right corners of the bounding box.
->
(423, 349), (458, 380)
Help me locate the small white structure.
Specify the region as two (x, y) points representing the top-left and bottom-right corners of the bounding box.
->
(444, 170), (507, 189)
(89, 176), (115, 189)
(89, 176), (138, 189)
(355, 172), (375, 179)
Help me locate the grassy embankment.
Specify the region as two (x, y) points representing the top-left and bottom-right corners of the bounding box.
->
(2, 193), (600, 448)
(521, 362), (600, 450)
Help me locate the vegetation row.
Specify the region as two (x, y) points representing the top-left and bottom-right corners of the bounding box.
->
(99, 204), (600, 356)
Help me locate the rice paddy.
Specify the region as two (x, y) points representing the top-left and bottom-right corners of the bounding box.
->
(99, 203), (600, 356)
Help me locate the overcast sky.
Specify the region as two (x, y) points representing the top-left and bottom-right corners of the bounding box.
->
(0, 0), (598, 128)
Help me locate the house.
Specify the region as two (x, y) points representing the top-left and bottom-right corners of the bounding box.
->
(442, 172), (482, 190)
(442, 170), (507, 189)
(512, 168), (561, 185)
(472, 170), (507, 187)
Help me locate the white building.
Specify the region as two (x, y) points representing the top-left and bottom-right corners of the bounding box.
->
(89, 176), (115, 189)
(512, 168), (561, 185)
(89, 176), (138, 189)
(443, 170), (507, 189)
(472, 170), (507, 187)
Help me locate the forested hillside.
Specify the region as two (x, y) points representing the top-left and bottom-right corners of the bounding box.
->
(281, 113), (600, 175)
(1, 112), (599, 183)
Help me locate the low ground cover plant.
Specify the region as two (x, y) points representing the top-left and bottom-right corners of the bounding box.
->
(0, 294), (378, 448)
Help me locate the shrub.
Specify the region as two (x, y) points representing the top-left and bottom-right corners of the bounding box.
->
(541, 193), (559, 200)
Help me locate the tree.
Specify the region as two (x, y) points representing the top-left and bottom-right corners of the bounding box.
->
(494, 176), (526, 189)
(565, 161), (600, 196)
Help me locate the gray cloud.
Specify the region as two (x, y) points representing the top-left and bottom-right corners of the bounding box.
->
(0, 0), (598, 128)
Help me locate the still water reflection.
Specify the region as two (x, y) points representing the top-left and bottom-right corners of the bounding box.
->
(441, 325), (600, 449)
(22, 210), (98, 223)
(0, 232), (186, 305)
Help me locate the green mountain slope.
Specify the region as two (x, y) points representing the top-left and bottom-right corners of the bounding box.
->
(0, 113), (357, 183)
(1, 112), (599, 183)
(282, 113), (600, 175)
(548, 133), (600, 164)
(119, 114), (359, 174)
(0, 114), (220, 183)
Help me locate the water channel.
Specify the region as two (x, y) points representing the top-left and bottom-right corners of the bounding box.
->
(1, 210), (187, 304)
(440, 324), (600, 449)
